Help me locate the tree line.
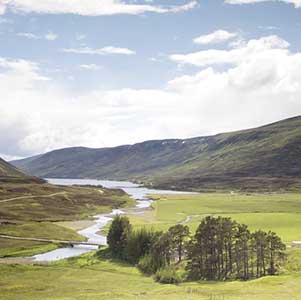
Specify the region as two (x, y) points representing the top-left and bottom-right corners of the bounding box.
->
(106, 215), (285, 282)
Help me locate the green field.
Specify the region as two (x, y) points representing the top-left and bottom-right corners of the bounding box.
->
(126, 193), (301, 244)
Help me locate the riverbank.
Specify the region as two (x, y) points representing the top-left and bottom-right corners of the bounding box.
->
(0, 180), (134, 259)
(28, 179), (191, 262)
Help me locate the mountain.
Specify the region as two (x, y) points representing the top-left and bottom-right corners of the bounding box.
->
(11, 116), (301, 192)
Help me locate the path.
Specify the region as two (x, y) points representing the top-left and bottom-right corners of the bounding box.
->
(0, 192), (67, 203)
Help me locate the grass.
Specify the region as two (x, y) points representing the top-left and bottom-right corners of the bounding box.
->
(0, 222), (86, 257)
(124, 193), (301, 244)
(1, 250), (301, 300)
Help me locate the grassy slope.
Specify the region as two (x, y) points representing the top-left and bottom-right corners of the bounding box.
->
(0, 182), (133, 222)
(12, 116), (301, 192)
(1, 250), (301, 300)
(0, 158), (44, 186)
(0, 158), (29, 178)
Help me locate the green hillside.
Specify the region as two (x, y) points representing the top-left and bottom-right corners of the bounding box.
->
(12, 116), (301, 191)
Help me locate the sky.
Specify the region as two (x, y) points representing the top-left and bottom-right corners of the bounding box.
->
(0, 0), (301, 160)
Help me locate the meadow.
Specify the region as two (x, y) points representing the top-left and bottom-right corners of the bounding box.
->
(1, 192), (301, 300)
(128, 193), (301, 244)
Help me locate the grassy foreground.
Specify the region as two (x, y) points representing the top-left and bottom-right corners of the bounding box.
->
(1, 249), (301, 300)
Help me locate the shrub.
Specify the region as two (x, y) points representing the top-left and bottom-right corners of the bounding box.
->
(124, 228), (156, 264)
(154, 266), (182, 284)
(137, 254), (157, 275)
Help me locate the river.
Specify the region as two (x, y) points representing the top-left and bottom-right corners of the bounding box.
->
(33, 178), (191, 262)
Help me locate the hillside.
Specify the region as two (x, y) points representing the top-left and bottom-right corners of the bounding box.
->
(12, 116), (301, 191)
(0, 158), (27, 178)
(0, 157), (43, 184)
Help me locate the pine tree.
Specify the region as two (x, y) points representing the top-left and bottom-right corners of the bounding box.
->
(234, 224), (250, 280)
(168, 224), (190, 262)
(107, 215), (132, 258)
(266, 231), (286, 275)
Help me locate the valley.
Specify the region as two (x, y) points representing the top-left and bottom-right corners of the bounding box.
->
(1, 178), (301, 299)
(1, 117), (301, 300)
(2, 1), (301, 298)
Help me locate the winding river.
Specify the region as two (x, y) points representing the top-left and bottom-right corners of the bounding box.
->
(33, 178), (190, 262)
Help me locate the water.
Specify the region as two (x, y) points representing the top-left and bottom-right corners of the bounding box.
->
(33, 178), (191, 262)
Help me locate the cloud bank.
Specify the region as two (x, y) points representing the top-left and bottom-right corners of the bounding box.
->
(1, 35), (301, 159)
(0, 0), (198, 16)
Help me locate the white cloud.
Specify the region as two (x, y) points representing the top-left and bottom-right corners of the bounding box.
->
(17, 32), (40, 39)
(1, 0), (197, 16)
(1, 35), (301, 158)
(62, 46), (136, 55)
(225, 0), (301, 8)
(79, 64), (102, 70)
(170, 35), (290, 67)
(0, 57), (50, 84)
(194, 30), (238, 45)
(45, 32), (58, 41)
(258, 25), (279, 30)
(17, 31), (58, 40)
(170, 1), (198, 13)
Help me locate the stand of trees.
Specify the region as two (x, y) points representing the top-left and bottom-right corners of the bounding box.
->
(106, 215), (285, 282)
(186, 216), (286, 280)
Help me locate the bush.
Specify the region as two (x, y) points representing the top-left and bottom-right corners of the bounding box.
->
(137, 254), (157, 275)
(124, 228), (156, 264)
(154, 266), (182, 284)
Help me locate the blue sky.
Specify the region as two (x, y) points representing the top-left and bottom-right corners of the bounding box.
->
(0, 0), (301, 159)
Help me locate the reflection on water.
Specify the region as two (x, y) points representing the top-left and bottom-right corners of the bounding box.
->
(33, 245), (97, 262)
(33, 178), (191, 262)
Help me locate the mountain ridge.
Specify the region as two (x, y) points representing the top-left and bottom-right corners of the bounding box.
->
(11, 116), (301, 191)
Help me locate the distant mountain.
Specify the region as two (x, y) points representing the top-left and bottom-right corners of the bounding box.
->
(12, 116), (301, 192)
